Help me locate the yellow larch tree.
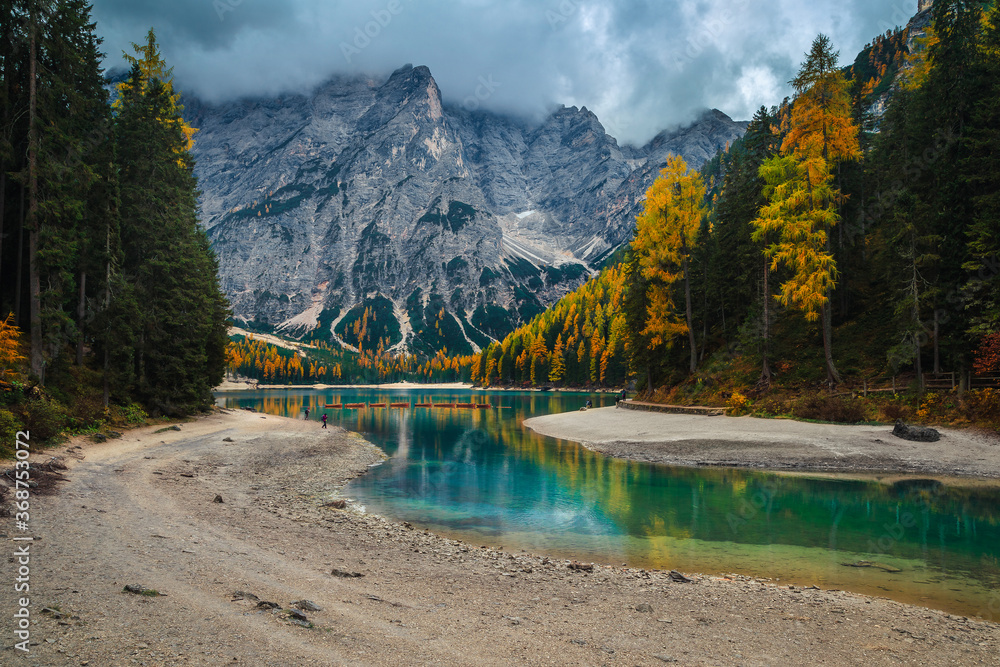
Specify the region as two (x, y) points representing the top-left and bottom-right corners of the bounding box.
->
(633, 154), (706, 372)
(753, 34), (860, 386)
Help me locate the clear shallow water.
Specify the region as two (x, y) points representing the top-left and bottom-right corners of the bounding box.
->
(216, 388), (1000, 618)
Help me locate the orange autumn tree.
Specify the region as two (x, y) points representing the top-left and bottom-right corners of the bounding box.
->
(633, 154), (706, 373)
(752, 34), (860, 386)
(973, 333), (1000, 375)
(0, 313), (26, 383)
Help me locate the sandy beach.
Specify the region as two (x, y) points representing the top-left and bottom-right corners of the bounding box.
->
(2, 410), (998, 666)
(523, 406), (1000, 479)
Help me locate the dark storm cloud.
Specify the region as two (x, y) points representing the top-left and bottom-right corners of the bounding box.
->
(90, 0), (916, 145)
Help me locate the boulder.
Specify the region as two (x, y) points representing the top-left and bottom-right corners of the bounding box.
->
(892, 419), (941, 442)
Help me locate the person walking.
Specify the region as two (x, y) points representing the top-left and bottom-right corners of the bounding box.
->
(321, 414), (328, 429)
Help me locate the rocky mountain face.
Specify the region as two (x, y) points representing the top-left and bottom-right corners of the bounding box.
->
(185, 65), (746, 355)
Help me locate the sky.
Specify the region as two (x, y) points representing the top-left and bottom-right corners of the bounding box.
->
(89, 0), (919, 145)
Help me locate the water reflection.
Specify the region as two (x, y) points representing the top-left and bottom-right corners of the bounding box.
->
(216, 388), (1000, 617)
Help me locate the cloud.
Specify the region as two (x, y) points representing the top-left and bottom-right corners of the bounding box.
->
(90, 0), (914, 145)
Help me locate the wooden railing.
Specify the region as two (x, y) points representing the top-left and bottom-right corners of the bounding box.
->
(923, 372), (957, 390)
(971, 375), (1000, 389)
(833, 371), (998, 396)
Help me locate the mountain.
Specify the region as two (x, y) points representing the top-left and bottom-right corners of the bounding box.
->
(184, 65), (746, 355)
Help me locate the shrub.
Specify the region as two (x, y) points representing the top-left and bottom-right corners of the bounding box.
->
(793, 395), (866, 424)
(12, 399), (68, 443)
(728, 391), (751, 416)
(879, 401), (911, 422)
(0, 408), (22, 459)
(963, 388), (1000, 425)
(915, 392), (942, 422)
(755, 396), (788, 417)
(108, 402), (148, 426)
(65, 393), (107, 433)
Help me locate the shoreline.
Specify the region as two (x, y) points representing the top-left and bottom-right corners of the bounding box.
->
(213, 380), (621, 393)
(214, 380), (476, 391)
(6, 410), (998, 665)
(523, 406), (1000, 479)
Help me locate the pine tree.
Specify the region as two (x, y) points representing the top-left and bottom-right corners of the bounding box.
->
(710, 107), (779, 385)
(116, 28), (197, 151)
(961, 2), (1000, 339)
(107, 43), (229, 413)
(37, 0), (111, 370)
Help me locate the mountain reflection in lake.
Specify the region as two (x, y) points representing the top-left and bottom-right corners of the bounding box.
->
(216, 388), (1000, 618)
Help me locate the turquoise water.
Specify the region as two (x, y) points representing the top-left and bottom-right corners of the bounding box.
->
(216, 388), (1000, 618)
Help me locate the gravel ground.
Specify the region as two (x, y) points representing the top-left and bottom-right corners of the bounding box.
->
(1, 409), (998, 666)
(523, 407), (1000, 478)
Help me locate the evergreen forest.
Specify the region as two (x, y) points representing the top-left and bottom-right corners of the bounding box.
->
(0, 1), (229, 452)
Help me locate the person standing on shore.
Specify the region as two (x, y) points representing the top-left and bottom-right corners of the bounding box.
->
(304, 407), (310, 420)
(321, 414), (328, 429)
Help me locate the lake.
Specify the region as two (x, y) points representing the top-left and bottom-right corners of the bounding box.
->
(215, 387), (1000, 618)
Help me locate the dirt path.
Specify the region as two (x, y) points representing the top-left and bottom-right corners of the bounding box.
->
(2, 410), (998, 666)
(524, 407), (1000, 478)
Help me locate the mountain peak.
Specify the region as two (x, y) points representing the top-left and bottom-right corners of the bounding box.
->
(186, 66), (747, 350)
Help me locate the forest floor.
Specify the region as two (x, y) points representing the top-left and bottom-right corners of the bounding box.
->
(2, 410), (998, 666)
(524, 406), (1000, 479)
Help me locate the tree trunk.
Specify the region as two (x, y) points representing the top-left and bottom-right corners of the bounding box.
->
(822, 302), (841, 386)
(0, 168), (5, 288)
(760, 257), (772, 387)
(933, 308), (940, 374)
(684, 256), (696, 374)
(911, 236), (924, 393)
(0, 36), (8, 302)
(700, 261), (708, 363)
(76, 269), (86, 365)
(14, 187), (24, 323)
(28, 25), (43, 382)
(103, 345), (109, 407)
(822, 192), (840, 387)
(102, 217), (112, 407)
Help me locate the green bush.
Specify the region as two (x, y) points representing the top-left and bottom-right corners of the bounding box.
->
(12, 399), (68, 443)
(0, 409), (23, 459)
(65, 393), (107, 433)
(109, 402), (148, 426)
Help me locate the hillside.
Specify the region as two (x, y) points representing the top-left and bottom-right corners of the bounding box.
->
(455, 2), (1000, 430)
